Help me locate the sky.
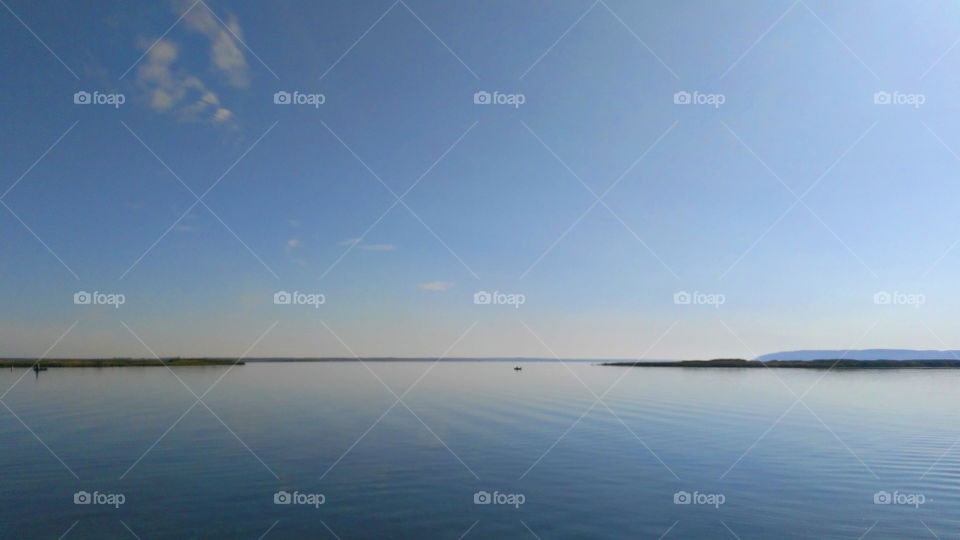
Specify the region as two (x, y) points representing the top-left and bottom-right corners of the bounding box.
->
(3, 0), (960, 359)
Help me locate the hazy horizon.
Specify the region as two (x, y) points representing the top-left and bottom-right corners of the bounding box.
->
(14, 347), (960, 362)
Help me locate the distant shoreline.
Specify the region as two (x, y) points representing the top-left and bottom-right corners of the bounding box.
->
(0, 359), (240, 368)
(8, 358), (960, 369)
(603, 359), (960, 369)
(0, 357), (604, 366)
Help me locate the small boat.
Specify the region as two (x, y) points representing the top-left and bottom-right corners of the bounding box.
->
(32, 365), (47, 372)
(513, 366), (522, 371)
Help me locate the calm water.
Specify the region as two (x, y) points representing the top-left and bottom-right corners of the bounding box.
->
(2, 362), (959, 539)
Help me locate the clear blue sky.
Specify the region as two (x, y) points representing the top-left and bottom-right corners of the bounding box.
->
(3, 0), (960, 359)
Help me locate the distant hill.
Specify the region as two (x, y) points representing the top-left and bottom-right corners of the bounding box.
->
(754, 349), (960, 361)
(603, 359), (960, 369)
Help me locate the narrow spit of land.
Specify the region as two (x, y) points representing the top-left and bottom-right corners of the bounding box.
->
(0, 358), (597, 367)
(0, 358), (240, 368)
(602, 359), (960, 369)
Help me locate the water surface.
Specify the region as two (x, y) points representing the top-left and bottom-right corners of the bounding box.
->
(1, 362), (958, 538)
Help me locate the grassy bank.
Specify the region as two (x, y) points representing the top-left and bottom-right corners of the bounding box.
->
(0, 358), (241, 368)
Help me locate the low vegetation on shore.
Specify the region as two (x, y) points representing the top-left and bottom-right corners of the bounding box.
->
(0, 358), (241, 368)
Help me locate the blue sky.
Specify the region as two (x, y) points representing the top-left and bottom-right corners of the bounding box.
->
(4, 0), (960, 359)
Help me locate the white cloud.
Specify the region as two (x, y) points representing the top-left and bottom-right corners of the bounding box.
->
(418, 281), (453, 292)
(179, 2), (250, 88)
(136, 38), (234, 125)
(212, 107), (233, 123)
(134, 1), (249, 126)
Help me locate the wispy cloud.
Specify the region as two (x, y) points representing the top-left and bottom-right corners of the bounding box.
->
(285, 238), (301, 253)
(135, 39), (236, 125)
(418, 281), (454, 292)
(179, 1), (250, 88)
(134, 1), (249, 126)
